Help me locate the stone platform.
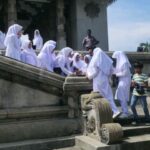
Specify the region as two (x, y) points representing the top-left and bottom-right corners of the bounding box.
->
(0, 123), (148, 150)
(53, 122), (150, 150)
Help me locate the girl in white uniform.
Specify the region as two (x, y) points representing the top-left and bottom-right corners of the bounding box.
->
(37, 42), (55, 72)
(21, 40), (38, 67)
(55, 47), (73, 76)
(45, 40), (57, 67)
(33, 29), (43, 51)
(87, 47), (120, 118)
(112, 51), (131, 118)
(0, 31), (6, 49)
(83, 54), (91, 73)
(72, 52), (87, 75)
(4, 24), (23, 61)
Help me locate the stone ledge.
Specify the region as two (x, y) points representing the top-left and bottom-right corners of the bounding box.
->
(0, 106), (69, 120)
(123, 125), (150, 137)
(63, 76), (92, 92)
(0, 55), (65, 95)
(0, 135), (75, 150)
(75, 134), (150, 150)
(0, 118), (82, 143)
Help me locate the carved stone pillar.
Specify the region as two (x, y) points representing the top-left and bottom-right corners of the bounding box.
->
(56, 0), (66, 49)
(7, 0), (17, 27)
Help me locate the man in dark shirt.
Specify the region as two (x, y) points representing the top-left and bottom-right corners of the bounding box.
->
(82, 29), (99, 51)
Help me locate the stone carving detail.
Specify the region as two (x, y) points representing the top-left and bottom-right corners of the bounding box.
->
(81, 92), (123, 144)
(84, 2), (100, 18)
(100, 123), (123, 144)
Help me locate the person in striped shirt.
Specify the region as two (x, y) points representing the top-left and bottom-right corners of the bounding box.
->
(131, 62), (150, 122)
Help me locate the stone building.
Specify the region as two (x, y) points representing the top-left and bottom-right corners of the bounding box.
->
(0, 0), (116, 50)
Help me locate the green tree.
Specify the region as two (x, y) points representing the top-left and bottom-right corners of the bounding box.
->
(140, 42), (150, 52)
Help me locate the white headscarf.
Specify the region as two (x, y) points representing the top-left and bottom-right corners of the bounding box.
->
(4, 24), (22, 46)
(72, 52), (86, 70)
(88, 47), (113, 76)
(112, 51), (131, 70)
(33, 29), (43, 50)
(21, 40), (38, 66)
(22, 40), (37, 57)
(54, 47), (73, 75)
(59, 47), (73, 58)
(38, 43), (55, 72)
(84, 54), (91, 64)
(45, 40), (56, 47)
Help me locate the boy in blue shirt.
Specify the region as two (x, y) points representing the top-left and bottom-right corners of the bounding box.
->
(131, 62), (150, 122)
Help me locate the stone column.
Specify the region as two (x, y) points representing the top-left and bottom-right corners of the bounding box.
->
(7, 0), (17, 27)
(56, 0), (66, 49)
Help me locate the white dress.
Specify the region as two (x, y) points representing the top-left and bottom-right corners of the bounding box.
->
(55, 47), (73, 75)
(38, 43), (55, 72)
(0, 31), (6, 49)
(33, 30), (43, 50)
(5, 34), (21, 60)
(4, 24), (23, 61)
(87, 48), (119, 114)
(72, 52), (87, 74)
(21, 40), (38, 66)
(112, 51), (131, 115)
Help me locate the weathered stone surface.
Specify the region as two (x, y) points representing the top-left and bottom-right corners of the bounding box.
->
(81, 93), (113, 141)
(100, 123), (123, 144)
(63, 76), (93, 118)
(63, 76), (92, 92)
(0, 56), (83, 144)
(0, 55), (64, 88)
(0, 56), (66, 109)
(0, 136), (75, 150)
(0, 79), (61, 108)
(0, 118), (81, 143)
(75, 134), (150, 150)
(0, 106), (69, 119)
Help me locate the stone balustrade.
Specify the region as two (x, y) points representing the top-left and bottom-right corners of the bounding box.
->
(0, 52), (149, 144)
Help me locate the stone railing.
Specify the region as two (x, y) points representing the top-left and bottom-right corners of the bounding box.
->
(0, 51), (150, 112)
(0, 55), (92, 119)
(0, 55), (66, 111)
(63, 76), (92, 118)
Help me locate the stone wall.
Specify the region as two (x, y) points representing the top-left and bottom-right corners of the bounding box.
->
(70, 0), (109, 50)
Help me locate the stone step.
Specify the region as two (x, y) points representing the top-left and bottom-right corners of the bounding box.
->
(53, 146), (81, 150)
(123, 124), (150, 137)
(0, 126), (149, 150)
(75, 134), (150, 150)
(54, 124), (150, 150)
(0, 136), (75, 150)
(114, 115), (150, 125)
(0, 118), (81, 143)
(0, 106), (69, 120)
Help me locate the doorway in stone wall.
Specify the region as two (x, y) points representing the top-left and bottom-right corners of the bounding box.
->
(17, 0), (57, 42)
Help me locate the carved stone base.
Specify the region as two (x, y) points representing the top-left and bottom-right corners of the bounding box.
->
(81, 92), (123, 144)
(100, 123), (123, 144)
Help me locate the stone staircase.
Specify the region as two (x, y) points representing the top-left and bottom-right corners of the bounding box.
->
(0, 56), (84, 149)
(0, 123), (147, 150)
(0, 55), (150, 150)
(0, 136), (75, 150)
(54, 124), (150, 150)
